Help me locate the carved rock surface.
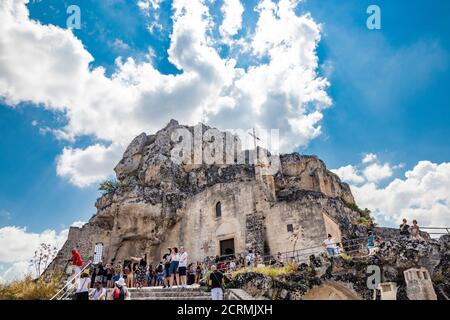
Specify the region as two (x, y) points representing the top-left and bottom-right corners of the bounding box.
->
(232, 237), (450, 300)
(46, 120), (362, 275)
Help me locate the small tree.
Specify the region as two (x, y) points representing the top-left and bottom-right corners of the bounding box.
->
(29, 243), (58, 278)
(98, 179), (121, 194)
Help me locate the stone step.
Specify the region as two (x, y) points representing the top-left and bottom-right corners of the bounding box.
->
(127, 288), (204, 292)
(130, 292), (211, 298)
(105, 286), (212, 300)
(131, 296), (211, 300)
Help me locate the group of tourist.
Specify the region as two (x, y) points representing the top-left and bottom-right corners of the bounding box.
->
(69, 249), (131, 300)
(68, 218), (423, 300)
(399, 218), (422, 240)
(201, 249), (273, 270)
(68, 245), (226, 300)
(322, 218), (423, 258)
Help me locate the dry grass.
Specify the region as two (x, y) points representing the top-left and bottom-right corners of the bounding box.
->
(231, 261), (298, 280)
(0, 274), (62, 300)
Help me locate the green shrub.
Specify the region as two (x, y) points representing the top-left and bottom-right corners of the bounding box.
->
(354, 217), (372, 227)
(342, 198), (377, 227)
(98, 179), (122, 194)
(339, 252), (353, 261)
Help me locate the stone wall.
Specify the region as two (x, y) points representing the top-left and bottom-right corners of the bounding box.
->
(323, 213), (343, 244)
(264, 199), (328, 255)
(45, 224), (110, 274)
(245, 212), (265, 254)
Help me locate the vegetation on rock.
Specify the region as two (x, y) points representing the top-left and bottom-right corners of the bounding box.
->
(98, 179), (122, 194)
(341, 198), (377, 227)
(0, 274), (62, 300)
(231, 262), (298, 280)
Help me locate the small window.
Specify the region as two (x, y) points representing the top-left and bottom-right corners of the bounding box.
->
(215, 202), (222, 218)
(423, 272), (428, 280)
(287, 224), (294, 232)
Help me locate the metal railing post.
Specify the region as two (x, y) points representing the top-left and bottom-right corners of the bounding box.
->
(50, 261), (92, 300)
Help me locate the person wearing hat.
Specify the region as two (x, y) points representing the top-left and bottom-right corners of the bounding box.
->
(113, 277), (130, 300)
(74, 271), (91, 300)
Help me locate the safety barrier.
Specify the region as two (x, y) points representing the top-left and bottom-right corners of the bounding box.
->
(50, 261), (92, 300)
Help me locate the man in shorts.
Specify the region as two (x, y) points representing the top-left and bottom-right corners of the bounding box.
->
(178, 247), (188, 288)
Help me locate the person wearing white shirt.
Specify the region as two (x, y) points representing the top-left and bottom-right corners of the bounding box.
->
(90, 281), (107, 300)
(178, 247), (189, 288)
(323, 234), (337, 256)
(245, 250), (255, 267)
(229, 260), (236, 271)
(75, 271), (91, 300)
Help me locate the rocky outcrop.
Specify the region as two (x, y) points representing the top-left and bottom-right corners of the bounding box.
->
(233, 272), (273, 298)
(46, 120), (364, 275)
(275, 153), (355, 205)
(232, 236), (450, 300)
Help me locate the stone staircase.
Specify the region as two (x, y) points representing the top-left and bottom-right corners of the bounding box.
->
(117, 286), (212, 300)
(104, 286), (254, 300)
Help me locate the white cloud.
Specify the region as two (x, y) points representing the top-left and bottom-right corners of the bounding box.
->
(56, 144), (124, 187)
(353, 161), (450, 227)
(332, 154), (395, 186)
(137, 0), (164, 32)
(0, 0), (331, 187)
(0, 261), (30, 284)
(0, 226), (69, 282)
(71, 221), (86, 228)
(334, 157), (450, 228)
(137, 0), (162, 14)
(331, 165), (365, 184)
(219, 0), (244, 39)
(363, 162), (393, 183)
(362, 153), (377, 164)
(112, 38), (130, 51)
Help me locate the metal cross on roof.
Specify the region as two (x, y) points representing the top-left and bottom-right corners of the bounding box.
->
(248, 128), (261, 151)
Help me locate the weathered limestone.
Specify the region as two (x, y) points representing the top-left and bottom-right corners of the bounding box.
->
(301, 281), (362, 300)
(46, 120), (363, 274)
(377, 282), (398, 300)
(404, 268), (437, 300)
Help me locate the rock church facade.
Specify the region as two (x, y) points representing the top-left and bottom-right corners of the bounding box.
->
(47, 120), (362, 271)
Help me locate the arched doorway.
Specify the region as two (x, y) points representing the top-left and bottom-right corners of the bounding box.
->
(301, 281), (362, 300)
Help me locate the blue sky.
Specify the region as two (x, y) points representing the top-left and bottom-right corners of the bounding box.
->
(305, 0), (450, 170)
(0, 0), (449, 269)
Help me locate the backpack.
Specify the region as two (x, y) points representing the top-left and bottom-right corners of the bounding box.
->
(113, 286), (126, 300)
(157, 264), (164, 273)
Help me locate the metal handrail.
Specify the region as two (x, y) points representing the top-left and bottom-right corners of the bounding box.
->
(210, 236), (369, 263)
(420, 227), (450, 233)
(205, 236), (369, 272)
(50, 261), (92, 300)
(220, 241), (369, 277)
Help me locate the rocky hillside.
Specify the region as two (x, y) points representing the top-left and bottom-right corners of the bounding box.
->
(45, 120), (363, 274)
(232, 236), (450, 300)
